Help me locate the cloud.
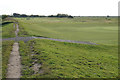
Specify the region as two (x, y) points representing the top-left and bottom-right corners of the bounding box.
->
(0, 0), (119, 16)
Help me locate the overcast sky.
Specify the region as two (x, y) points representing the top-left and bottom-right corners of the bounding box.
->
(0, 0), (119, 16)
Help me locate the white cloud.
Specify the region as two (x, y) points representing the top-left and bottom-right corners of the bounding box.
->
(0, 0), (119, 16)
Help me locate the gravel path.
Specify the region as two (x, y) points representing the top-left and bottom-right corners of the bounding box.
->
(2, 37), (98, 45)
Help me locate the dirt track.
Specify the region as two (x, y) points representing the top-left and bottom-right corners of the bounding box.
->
(6, 23), (21, 78)
(15, 24), (19, 37)
(6, 42), (21, 78)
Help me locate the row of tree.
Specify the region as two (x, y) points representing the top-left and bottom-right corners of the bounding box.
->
(12, 13), (74, 18)
(2, 13), (113, 20)
(2, 15), (8, 19)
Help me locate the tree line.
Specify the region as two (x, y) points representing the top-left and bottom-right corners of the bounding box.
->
(2, 13), (114, 20)
(12, 13), (74, 18)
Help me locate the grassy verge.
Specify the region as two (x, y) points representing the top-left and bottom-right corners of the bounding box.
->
(2, 17), (17, 38)
(2, 23), (16, 38)
(19, 39), (118, 78)
(0, 41), (2, 79)
(2, 40), (14, 78)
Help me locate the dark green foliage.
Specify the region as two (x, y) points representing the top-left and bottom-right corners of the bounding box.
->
(2, 15), (8, 19)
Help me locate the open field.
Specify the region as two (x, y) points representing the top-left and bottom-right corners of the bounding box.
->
(1, 17), (118, 78)
(19, 39), (118, 78)
(17, 17), (118, 45)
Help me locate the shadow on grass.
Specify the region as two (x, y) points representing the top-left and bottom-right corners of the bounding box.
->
(32, 35), (49, 38)
(1, 22), (13, 26)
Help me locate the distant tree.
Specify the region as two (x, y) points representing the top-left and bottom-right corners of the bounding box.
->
(56, 13), (73, 18)
(39, 15), (46, 17)
(29, 15), (39, 17)
(48, 15), (54, 17)
(57, 14), (68, 18)
(68, 15), (74, 18)
(12, 13), (73, 18)
(33, 15), (39, 17)
(48, 15), (57, 17)
(20, 14), (28, 17)
(107, 15), (110, 18)
(2, 15), (8, 19)
(13, 13), (21, 17)
(106, 15), (110, 20)
(29, 15), (34, 17)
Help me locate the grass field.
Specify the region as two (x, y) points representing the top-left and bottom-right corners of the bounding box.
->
(2, 23), (16, 38)
(16, 17), (118, 78)
(19, 39), (118, 78)
(1, 17), (118, 78)
(0, 41), (2, 79)
(2, 17), (17, 38)
(17, 17), (118, 45)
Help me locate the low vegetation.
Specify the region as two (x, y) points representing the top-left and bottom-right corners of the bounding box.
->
(1, 17), (118, 78)
(19, 39), (118, 78)
(2, 17), (17, 38)
(2, 23), (16, 38)
(0, 41), (2, 79)
(2, 40), (14, 78)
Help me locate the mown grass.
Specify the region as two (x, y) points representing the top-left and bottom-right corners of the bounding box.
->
(16, 17), (118, 45)
(2, 40), (14, 78)
(19, 39), (118, 78)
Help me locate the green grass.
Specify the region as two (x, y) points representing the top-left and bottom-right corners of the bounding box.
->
(2, 23), (16, 38)
(0, 41), (2, 79)
(2, 41), (14, 78)
(1, 18), (16, 78)
(19, 39), (118, 78)
(16, 17), (118, 45)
